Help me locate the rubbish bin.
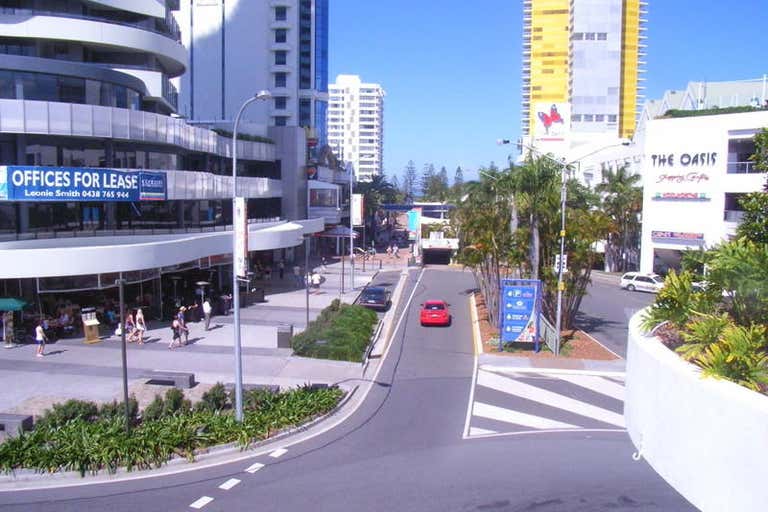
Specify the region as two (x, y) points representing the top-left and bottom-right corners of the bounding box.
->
(251, 287), (265, 303)
(277, 324), (293, 348)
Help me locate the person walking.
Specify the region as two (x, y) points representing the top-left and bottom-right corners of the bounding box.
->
(278, 260), (285, 279)
(320, 257), (328, 274)
(124, 309), (136, 343)
(293, 264), (303, 288)
(134, 308), (146, 345)
(169, 317), (181, 349)
(202, 299), (212, 331)
(35, 320), (47, 357)
(176, 306), (189, 345)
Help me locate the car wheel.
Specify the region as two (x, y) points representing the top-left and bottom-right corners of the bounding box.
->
(627, 284), (636, 292)
(446, 317), (452, 327)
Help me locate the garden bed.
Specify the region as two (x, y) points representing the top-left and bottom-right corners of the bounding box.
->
(291, 299), (378, 362)
(474, 292), (618, 360)
(0, 384), (344, 476)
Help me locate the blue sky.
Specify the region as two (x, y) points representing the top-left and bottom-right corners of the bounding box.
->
(329, 0), (768, 183)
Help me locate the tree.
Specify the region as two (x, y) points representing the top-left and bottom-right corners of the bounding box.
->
(595, 166), (643, 272)
(391, 173), (401, 195)
(420, 163), (435, 198)
(354, 174), (400, 244)
(403, 161), (417, 202)
(737, 127), (768, 244)
(751, 127), (768, 173)
(452, 166), (465, 198)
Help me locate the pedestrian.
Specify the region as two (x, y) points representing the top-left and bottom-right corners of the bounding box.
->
(176, 306), (189, 345)
(386, 245), (392, 258)
(125, 309), (136, 342)
(169, 317), (181, 349)
(311, 271), (322, 289)
(265, 266), (272, 281)
(278, 260), (285, 279)
(135, 308), (147, 345)
(393, 244), (400, 258)
(35, 320), (47, 357)
(202, 299), (212, 331)
(293, 264), (303, 288)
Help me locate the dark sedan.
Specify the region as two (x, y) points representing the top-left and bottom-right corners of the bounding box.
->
(358, 286), (390, 311)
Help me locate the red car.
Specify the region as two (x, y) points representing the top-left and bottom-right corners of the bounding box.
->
(420, 300), (451, 327)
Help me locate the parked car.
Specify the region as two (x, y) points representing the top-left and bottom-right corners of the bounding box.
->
(419, 300), (451, 327)
(358, 286), (390, 311)
(620, 272), (665, 293)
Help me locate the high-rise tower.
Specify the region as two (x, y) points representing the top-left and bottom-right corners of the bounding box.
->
(521, 0), (646, 142)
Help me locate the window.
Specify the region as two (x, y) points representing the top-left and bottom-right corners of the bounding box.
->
(275, 6), (287, 21)
(274, 116), (287, 126)
(583, 114), (594, 122)
(572, 114), (582, 122)
(607, 114), (617, 123)
(274, 50), (287, 65)
(275, 29), (287, 43)
(595, 114), (605, 122)
(585, 32), (596, 40)
(274, 97), (287, 110)
(571, 32), (584, 40)
(274, 73), (287, 88)
(597, 32), (608, 40)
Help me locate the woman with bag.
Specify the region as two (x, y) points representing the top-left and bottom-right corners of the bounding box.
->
(134, 308), (147, 345)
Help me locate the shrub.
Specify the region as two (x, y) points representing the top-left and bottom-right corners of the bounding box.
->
(292, 302), (377, 362)
(162, 388), (191, 417)
(676, 313), (731, 361)
(641, 270), (717, 333)
(196, 383), (230, 413)
(98, 397), (139, 425)
(698, 324), (768, 392)
(37, 399), (98, 428)
(142, 395), (165, 422)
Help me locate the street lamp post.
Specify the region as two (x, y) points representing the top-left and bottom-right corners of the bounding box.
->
(232, 90), (271, 422)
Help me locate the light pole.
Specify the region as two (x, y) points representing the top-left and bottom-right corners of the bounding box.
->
(232, 90), (271, 422)
(501, 139), (630, 355)
(347, 162), (355, 291)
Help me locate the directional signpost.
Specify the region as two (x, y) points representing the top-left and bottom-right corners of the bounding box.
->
(499, 279), (542, 352)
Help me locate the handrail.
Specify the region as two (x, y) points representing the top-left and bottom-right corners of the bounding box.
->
(539, 316), (559, 354)
(726, 161), (757, 174)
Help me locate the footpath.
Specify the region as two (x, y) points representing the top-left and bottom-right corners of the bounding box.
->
(0, 255), (411, 419)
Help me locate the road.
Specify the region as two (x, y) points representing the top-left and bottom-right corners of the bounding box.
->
(0, 268), (693, 511)
(576, 272), (656, 358)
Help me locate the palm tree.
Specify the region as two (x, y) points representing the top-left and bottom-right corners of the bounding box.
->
(595, 166), (642, 272)
(354, 174), (400, 244)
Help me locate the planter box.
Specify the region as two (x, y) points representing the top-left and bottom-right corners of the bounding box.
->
(625, 310), (768, 512)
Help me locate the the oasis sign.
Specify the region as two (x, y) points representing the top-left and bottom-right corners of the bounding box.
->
(0, 166), (166, 202)
(650, 152), (718, 168)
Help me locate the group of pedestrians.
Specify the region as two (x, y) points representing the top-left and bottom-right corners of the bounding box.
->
(169, 298), (214, 349)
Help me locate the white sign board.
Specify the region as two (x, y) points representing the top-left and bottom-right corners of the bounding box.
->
(234, 197), (248, 278)
(352, 193), (364, 226)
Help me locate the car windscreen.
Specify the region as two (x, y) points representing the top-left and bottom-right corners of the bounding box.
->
(363, 289), (386, 300)
(425, 303), (444, 310)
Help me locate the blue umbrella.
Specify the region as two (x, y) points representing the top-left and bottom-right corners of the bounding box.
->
(0, 298), (27, 311)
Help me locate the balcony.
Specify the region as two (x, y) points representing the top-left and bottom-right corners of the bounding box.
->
(727, 161), (758, 174)
(0, 99), (275, 161)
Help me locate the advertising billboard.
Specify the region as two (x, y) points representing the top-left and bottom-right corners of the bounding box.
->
(0, 166), (167, 202)
(532, 102), (570, 144)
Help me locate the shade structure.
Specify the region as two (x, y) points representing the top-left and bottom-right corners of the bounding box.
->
(0, 298), (27, 311)
(316, 226), (358, 238)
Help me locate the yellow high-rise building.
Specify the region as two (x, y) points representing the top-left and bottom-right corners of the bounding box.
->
(522, 0), (646, 140)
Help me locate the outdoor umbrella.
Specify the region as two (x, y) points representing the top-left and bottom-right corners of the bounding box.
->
(0, 298), (27, 311)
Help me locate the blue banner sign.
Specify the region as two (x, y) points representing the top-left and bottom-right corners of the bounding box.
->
(0, 166), (166, 202)
(499, 279), (542, 350)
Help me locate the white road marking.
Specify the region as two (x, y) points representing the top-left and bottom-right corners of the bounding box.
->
(473, 401), (580, 430)
(477, 370), (626, 428)
(469, 426), (496, 436)
(556, 374), (625, 402)
(269, 448), (287, 458)
(481, 365), (626, 378)
(462, 293), (482, 438)
(218, 478), (241, 490)
(189, 496), (214, 509)
(244, 462), (265, 474)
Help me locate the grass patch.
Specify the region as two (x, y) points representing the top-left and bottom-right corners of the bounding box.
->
(0, 385), (343, 476)
(291, 299), (378, 362)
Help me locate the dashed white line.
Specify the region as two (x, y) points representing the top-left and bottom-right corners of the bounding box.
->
(245, 462), (265, 474)
(189, 496), (214, 509)
(218, 478), (241, 490)
(269, 448), (288, 458)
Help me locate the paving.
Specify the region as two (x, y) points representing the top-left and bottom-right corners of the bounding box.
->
(0, 254), (413, 419)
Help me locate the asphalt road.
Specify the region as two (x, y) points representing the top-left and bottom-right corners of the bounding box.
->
(576, 273), (656, 358)
(0, 268), (693, 512)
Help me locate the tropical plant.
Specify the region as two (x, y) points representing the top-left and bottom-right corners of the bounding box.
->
(676, 313), (731, 361)
(736, 192), (768, 244)
(595, 165), (642, 272)
(37, 399), (99, 429)
(697, 324), (768, 392)
(196, 383), (230, 413)
(640, 270), (716, 333)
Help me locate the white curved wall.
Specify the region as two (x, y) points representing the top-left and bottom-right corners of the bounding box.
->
(625, 311), (768, 512)
(88, 0), (166, 19)
(0, 220), (322, 279)
(0, 14), (187, 76)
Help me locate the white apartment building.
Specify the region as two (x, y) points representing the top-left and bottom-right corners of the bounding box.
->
(175, 0), (329, 138)
(327, 75), (385, 182)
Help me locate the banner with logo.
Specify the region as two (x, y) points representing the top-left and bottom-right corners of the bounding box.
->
(234, 197), (249, 278)
(499, 279), (542, 348)
(0, 165), (167, 202)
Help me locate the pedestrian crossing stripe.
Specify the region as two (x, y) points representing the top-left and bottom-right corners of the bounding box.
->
(476, 370), (625, 429)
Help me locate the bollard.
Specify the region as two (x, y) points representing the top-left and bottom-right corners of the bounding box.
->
(379, 259), (383, 270)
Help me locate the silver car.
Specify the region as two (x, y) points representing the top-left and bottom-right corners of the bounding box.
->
(620, 272), (665, 293)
